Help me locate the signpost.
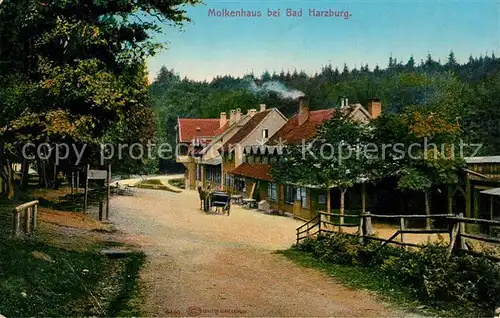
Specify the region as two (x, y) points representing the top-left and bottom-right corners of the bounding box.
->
(83, 165), (111, 220)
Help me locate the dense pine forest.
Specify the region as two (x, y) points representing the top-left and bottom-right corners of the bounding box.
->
(150, 52), (500, 172)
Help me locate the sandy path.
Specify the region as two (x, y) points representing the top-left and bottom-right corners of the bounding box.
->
(110, 187), (401, 317)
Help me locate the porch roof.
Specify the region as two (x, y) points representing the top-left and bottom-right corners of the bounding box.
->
(480, 187), (500, 196)
(229, 163), (274, 181)
(465, 156), (500, 164)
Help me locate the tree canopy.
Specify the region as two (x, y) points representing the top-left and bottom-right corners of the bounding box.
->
(0, 0), (198, 196)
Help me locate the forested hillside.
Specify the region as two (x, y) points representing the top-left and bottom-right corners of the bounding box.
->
(150, 52), (500, 171)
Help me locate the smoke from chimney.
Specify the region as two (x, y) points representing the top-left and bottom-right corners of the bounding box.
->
(247, 80), (305, 100)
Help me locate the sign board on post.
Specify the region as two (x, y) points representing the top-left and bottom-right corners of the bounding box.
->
(88, 170), (107, 180)
(83, 166), (112, 218)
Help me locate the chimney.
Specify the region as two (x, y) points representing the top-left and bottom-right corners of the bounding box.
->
(298, 96), (309, 126)
(220, 112), (227, 128)
(247, 109), (257, 117)
(229, 109), (236, 125)
(259, 104), (266, 112)
(235, 108), (242, 122)
(368, 99), (382, 119)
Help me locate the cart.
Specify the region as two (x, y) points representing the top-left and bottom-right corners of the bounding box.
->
(210, 191), (231, 215)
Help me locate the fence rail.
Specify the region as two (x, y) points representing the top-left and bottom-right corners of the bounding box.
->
(296, 211), (500, 260)
(12, 200), (39, 237)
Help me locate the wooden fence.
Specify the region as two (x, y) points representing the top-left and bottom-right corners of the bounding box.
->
(296, 211), (500, 260)
(12, 200), (39, 237)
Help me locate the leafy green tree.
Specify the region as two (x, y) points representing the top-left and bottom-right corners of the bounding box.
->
(0, 0), (199, 196)
(272, 112), (372, 223)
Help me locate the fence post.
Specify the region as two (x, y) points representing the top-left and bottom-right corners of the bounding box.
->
(318, 213), (321, 237)
(457, 212), (466, 250)
(32, 204), (38, 232)
(296, 228), (299, 244)
(365, 211), (373, 236)
(447, 216), (460, 260)
(99, 201), (104, 221)
(399, 216), (405, 248)
(359, 213), (365, 243)
(12, 210), (20, 237)
(24, 207), (31, 235)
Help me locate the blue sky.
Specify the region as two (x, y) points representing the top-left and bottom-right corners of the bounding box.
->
(147, 0), (500, 81)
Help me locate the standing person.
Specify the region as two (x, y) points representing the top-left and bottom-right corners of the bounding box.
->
(197, 186), (204, 210)
(204, 184), (213, 212)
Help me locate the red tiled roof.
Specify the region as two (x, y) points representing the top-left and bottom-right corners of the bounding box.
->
(267, 109), (335, 145)
(222, 110), (271, 151)
(213, 122), (229, 137)
(178, 118), (223, 143)
(229, 163), (273, 182)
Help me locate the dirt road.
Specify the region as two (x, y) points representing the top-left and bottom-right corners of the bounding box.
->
(110, 182), (401, 317)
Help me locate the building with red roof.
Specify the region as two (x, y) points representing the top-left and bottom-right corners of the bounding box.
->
(229, 97), (382, 220)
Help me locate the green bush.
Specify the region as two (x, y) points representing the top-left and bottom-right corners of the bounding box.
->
(294, 233), (500, 316)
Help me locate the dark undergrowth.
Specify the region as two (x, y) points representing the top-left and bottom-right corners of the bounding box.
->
(281, 233), (500, 317)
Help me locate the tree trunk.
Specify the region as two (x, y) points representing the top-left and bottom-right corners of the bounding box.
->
(21, 158), (30, 189)
(37, 158), (48, 189)
(425, 190), (431, 230)
(1, 160), (14, 199)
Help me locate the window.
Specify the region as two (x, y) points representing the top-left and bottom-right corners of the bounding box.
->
(298, 187), (308, 208)
(268, 183), (277, 202)
(262, 129), (269, 139)
(235, 178), (245, 192)
(318, 192), (327, 205)
(206, 165), (221, 185)
(285, 185), (296, 204)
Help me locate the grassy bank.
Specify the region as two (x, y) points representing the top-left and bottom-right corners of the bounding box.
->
(0, 194), (146, 317)
(136, 179), (182, 193)
(282, 234), (500, 317)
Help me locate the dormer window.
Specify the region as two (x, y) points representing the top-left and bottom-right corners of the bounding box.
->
(262, 129), (269, 139)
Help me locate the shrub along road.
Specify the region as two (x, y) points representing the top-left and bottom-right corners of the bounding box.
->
(110, 186), (405, 317)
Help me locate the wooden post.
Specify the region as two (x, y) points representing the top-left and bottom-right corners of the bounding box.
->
(71, 172), (74, 194)
(83, 164), (89, 213)
(365, 211), (373, 236)
(361, 183), (366, 214)
(358, 213), (365, 243)
(490, 196), (494, 236)
(424, 190), (431, 230)
(457, 212), (466, 250)
(473, 188), (479, 219)
(76, 170), (80, 193)
(399, 216), (405, 248)
(24, 208), (31, 235)
(318, 213), (321, 236)
(465, 174), (471, 218)
(446, 220), (460, 260)
(32, 204), (38, 232)
(327, 189), (331, 213)
(339, 188), (346, 232)
(12, 210), (20, 237)
(447, 185), (453, 215)
(99, 201), (103, 221)
(106, 164), (111, 220)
